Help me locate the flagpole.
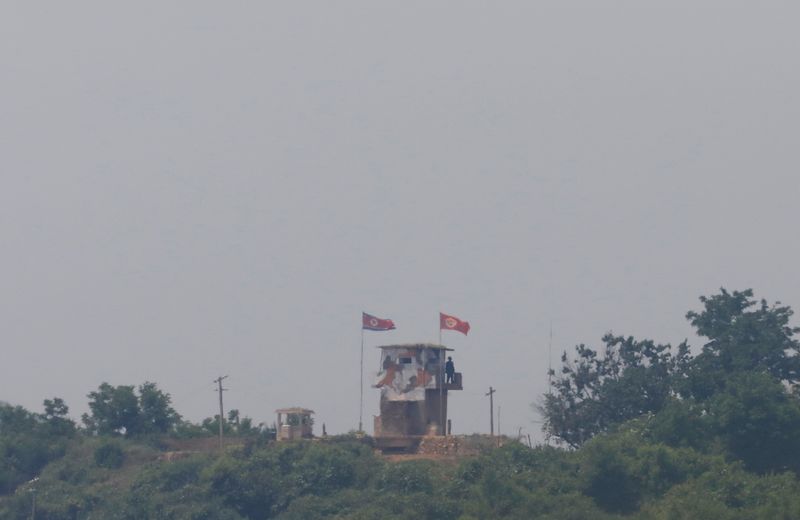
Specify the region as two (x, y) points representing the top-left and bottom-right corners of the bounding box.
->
(546, 321), (553, 446)
(548, 321), (553, 395)
(359, 327), (364, 433)
(439, 352), (444, 435)
(438, 313), (444, 435)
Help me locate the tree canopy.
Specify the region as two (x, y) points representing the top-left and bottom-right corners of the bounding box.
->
(682, 288), (800, 399)
(541, 288), (800, 476)
(541, 334), (689, 447)
(82, 382), (180, 437)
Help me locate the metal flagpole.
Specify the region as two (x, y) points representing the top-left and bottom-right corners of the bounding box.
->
(439, 358), (444, 434)
(439, 313), (444, 435)
(546, 321), (553, 446)
(359, 327), (364, 432)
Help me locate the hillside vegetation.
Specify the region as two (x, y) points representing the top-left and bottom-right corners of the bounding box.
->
(4, 288), (800, 519)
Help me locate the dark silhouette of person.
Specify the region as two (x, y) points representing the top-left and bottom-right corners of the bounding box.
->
(383, 355), (393, 370)
(445, 356), (455, 384)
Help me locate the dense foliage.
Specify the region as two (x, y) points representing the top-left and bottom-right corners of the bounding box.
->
(5, 434), (800, 519)
(541, 334), (690, 447)
(0, 399), (75, 495)
(4, 287), (800, 518)
(82, 382), (181, 437)
(542, 289), (800, 458)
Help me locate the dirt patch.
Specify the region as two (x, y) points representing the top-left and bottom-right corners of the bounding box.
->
(380, 434), (512, 461)
(161, 436), (245, 452)
(382, 452), (461, 464)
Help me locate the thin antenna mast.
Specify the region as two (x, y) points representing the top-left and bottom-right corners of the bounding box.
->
(497, 405), (501, 437)
(548, 321), (553, 394)
(545, 322), (554, 447)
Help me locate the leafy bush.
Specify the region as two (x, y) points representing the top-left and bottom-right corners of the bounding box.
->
(0, 403), (70, 494)
(377, 461), (433, 494)
(94, 441), (125, 469)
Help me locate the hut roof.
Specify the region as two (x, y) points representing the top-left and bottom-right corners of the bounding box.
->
(375, 343), (454, 351)
(275, 407), (315, 415)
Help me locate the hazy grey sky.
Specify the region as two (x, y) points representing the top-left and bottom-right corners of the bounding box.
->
(2, 2), (799, 439)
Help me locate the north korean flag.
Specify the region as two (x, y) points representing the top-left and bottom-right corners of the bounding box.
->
(440, 312), (470, 335)
(363, 312), (396, 331)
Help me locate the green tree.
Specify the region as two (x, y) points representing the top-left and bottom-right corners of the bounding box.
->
(541, 289), (800, 449)
(577, 431), (708, 514)
(706, 372), (800, 473)
(42, 397), (75, 436)
(0, 403), (69, 494)
(541, 334), (689, 447)
(645, 398), (710, 450)
(227, 409), (260, 435)
(83, 383), (140, 436)
(202, 415), (234, 435)
(682, 288), (800, 399)
(83, 382), (179, 436)
(94, 440), (125, 469)
(137, 382), (180, 434)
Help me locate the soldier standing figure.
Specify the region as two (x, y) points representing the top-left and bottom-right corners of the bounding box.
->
(445, 356), (455, 384)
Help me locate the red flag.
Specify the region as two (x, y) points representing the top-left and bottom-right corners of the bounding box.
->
(363, 312), (396, 331)
(440, 312), (470, 335)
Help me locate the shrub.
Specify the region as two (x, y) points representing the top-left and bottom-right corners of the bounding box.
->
(94, 441), (125, 469)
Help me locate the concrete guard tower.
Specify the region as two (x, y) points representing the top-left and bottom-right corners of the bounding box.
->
(373, 343), (462, 451)
(276, 408), (314, 441)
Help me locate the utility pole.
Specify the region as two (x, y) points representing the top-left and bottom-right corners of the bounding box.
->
(485, 386), (496, 436)
(214, 375), (228, 450)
